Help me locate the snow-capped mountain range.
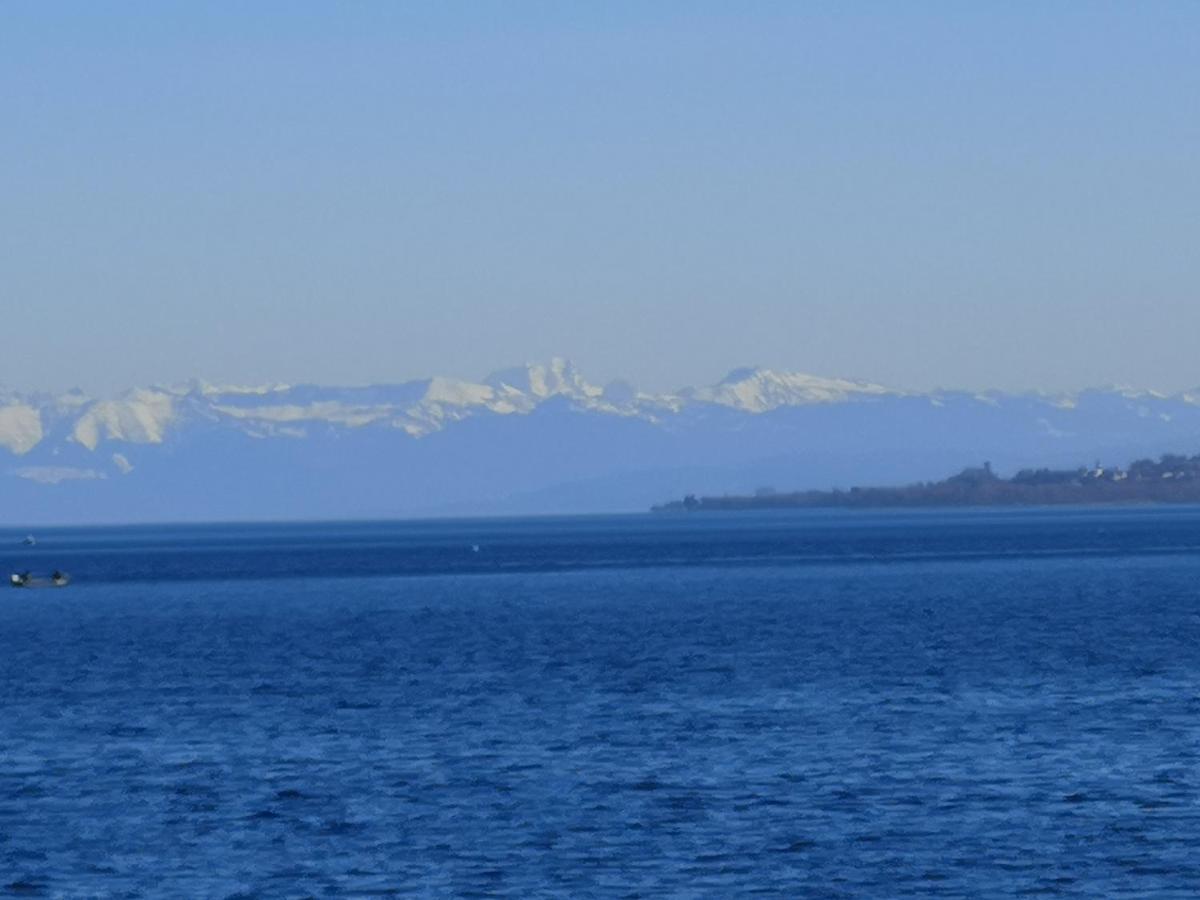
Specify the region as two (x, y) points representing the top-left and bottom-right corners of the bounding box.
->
(4, 358), (1200, 523)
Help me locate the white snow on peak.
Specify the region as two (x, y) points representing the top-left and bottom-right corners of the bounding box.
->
(0, 403), (44, 455)
(1107, 384), (1169, 401)
(13, 465), (105, 484)
(421, 377), (500, 408)
(209, 376), (526, 437)
(687, 367), (896, 413)
(485, 358), (601, 401)
(72, 389), (177, 450)
(194, 380), (291, 398)
(397, 378), (528, 435)
(213, 400), (391, 429)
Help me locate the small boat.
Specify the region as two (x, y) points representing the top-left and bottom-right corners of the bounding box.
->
(21, 535), (35, 546)
(9, 571), (70, 589)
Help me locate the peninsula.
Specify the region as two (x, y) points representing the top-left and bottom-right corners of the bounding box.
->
(653, 454), (1200, 512)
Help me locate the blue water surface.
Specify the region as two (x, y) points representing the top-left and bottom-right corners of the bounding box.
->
(3, 507), (1200, 897)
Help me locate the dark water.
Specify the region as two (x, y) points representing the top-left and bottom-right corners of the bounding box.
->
(4, 508), (1200, 897)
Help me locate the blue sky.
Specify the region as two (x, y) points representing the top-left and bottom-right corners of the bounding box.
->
(2, 3), (1197, 395)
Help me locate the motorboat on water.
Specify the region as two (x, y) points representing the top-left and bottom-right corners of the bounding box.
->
(9, 571), (70, 588)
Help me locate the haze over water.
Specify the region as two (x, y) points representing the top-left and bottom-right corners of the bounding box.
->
(3, 508), (1200, 895)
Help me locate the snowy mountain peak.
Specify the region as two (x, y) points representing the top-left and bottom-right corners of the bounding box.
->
(71, 388), (178, 450)
(692, 367), (897, 412)
(485, 357), (601, 401)
(420, 377), (499, 408)
(192, 380), (291, 398)
(0, 402), (43, 455)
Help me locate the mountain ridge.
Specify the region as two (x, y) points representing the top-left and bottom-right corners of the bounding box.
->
(5, 358), (1200, 523)
(0, 358), (919, 455)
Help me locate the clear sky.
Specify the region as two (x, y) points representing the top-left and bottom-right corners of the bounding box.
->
(2, 3), (1197, 396)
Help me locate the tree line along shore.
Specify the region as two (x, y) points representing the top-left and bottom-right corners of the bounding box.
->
(653, 454), (1200, 512)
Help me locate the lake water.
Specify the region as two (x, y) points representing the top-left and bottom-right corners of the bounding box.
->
(3, 508), (1200, 897)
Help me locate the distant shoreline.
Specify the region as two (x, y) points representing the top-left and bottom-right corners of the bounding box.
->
(652, 456), (1200, 513)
